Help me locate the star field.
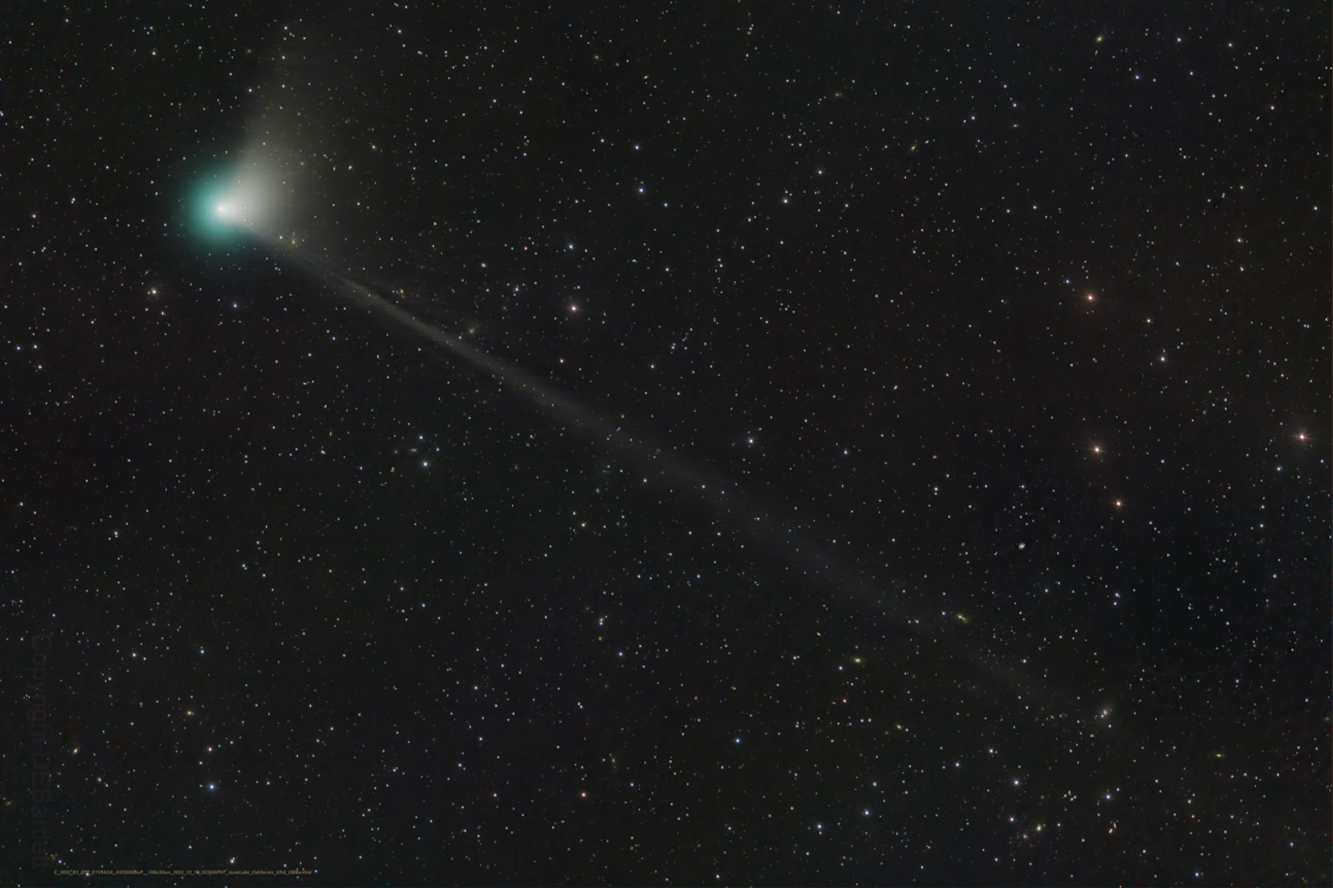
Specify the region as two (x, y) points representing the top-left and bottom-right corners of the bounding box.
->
(4, 1), (1329, 885)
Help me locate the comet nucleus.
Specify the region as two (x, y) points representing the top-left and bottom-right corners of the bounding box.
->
(190, 140), (301, 244)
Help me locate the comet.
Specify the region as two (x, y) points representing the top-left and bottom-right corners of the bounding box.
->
(183, 138), (1048, 703)
(189, 138), (301, 242)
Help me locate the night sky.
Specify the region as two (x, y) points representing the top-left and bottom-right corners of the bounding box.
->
(5, 1), (1330, 885)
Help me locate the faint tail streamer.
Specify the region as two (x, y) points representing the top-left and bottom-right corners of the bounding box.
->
(285, 248), (1050, 699)
(290, 253), (882, 585)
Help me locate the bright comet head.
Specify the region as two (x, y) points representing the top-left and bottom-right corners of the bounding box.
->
(189, 148), (296, 244)
(198, 180), (267, 235)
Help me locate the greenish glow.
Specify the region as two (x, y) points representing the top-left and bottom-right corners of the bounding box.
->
(190, 174), (245, 244)
(187, 158), (281, 245)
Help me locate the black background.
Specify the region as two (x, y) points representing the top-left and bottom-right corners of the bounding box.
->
(4, 0), (1329, 884)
